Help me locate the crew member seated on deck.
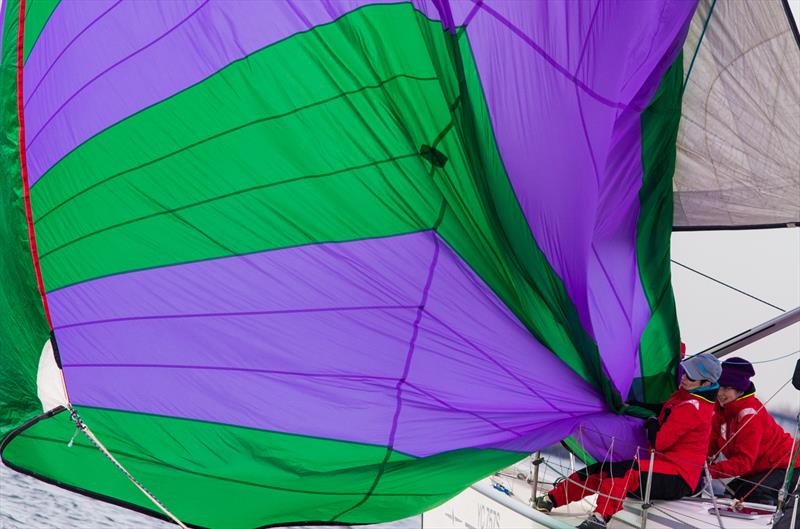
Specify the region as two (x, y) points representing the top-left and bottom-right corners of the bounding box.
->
(708, 357), (800, 507)
(533, 353), (721, 529)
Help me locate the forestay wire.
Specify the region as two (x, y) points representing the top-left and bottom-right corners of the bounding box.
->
(670, 258), (786, 313)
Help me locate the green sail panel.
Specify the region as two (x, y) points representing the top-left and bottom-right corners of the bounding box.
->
(633, 54), (685, 404)
(22, 0), (58, 63)
(0, 0), (51, 439)
(2, 406), (525, 529)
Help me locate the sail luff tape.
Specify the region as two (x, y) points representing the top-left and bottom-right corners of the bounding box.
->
(68, 408), (189, 529)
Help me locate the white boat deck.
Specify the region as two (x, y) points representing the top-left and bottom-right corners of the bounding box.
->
(423, 456), (780, 529)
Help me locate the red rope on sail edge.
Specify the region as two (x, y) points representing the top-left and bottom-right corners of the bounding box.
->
(17, 0), (53, 329)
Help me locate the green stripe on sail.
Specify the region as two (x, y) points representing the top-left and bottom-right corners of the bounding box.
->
(561, 436), (597, 465)
(22, 0), (59, 63)
(1, 406), (525, 529)
(31, 3), (608, 394)
(632, 53), (684, 404)
(0, 0), (51, 440)
(30, 4), (452, 291)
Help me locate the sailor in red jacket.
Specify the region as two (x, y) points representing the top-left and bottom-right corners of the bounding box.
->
(708, 357), (800, 506)
(534, 353), (721, 529)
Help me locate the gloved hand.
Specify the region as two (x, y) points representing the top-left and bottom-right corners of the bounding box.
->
(644, 416), (660, 446)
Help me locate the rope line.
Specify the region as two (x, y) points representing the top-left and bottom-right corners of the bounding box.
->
(652, 500), (723, 528)
(67, 408), (189, 529)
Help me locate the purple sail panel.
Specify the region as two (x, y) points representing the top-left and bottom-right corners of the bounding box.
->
(57, 310), (418, 381)
(573, 413), (650, 462)
(22, 0), (119, 108)
(50, 232), (606, 456)
(23, 0), (443, 185)
(48, 232), (431, 327)
(461, 0), (695, 395)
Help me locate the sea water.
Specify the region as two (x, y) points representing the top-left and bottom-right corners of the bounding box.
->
(0, 464), (419, 529)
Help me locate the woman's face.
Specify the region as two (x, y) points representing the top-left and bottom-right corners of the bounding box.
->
(717, 386), (743, 405)
(679, 373), (704, 391)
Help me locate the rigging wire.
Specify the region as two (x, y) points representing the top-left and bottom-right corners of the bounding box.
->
(730, 349), (799, 365)
(711, 377), (793, 461)
(682, 0), (717, 94)
(670, 259), (786, 312)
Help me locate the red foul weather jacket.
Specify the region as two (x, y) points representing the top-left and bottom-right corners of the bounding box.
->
(708, 389), (799, 479)
(642, 387), (716, 491)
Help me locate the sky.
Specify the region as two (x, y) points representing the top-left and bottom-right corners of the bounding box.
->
(672, 228), (800, 414)
(793, 0), (800, 27)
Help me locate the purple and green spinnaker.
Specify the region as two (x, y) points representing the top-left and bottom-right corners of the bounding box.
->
(1, 1), (695, 527)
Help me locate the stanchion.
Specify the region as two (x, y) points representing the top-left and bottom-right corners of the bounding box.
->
(529, 451), (542, 505)
(640, 449), (655, 529)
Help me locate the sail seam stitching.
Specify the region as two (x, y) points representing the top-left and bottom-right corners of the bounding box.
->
(52, 304), (419, 330)
(331, 206), (444, 521)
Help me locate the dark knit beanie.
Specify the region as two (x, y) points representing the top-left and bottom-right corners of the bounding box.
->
(718, 357), (755, 392)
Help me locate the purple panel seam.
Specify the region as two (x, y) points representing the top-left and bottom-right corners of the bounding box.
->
(44, 228), (432, 295)
(24, 1), (124, 108)
(332, 231), (441, 520)
(423, 312), (576, 416)
(26, 0), (211, 151)
(471, 0), (644, 112)
(404, 381), (522, 436)
(461, 0), (483, 28)
(431, 0), (456, 33)
(62, 363), (400, 381)
(591, 245), (633, 329)
(574, 0), (603, 187)
(52, 304), (420, 330)
(388, 234), (440, 450)
(286, 0), (314, 29)
(573, 0), (635, 336)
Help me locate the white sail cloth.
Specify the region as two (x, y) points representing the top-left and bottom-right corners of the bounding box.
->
(675, 0), (800, 229)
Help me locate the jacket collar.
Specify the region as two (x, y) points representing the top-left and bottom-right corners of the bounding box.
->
(721, 383), (758, 416)
(674, 385), (719, 404)
(689, 383), (719, 403)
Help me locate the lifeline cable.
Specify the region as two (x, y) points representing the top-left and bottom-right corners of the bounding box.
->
(733, 350), (799, 365)
(539, 449), (643, 508)
(575, 408), (792, 496)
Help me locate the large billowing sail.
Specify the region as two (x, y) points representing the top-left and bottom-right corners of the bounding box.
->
(2, 1), (696, 528)
(674, 0), (800, 229)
